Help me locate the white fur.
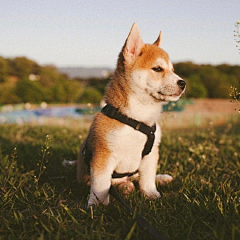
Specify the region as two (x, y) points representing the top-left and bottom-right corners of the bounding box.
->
(125, 88), (163, 125)
(107, 123), (161, 174)
(155, 174), (173, 185)
(89, 168), (111, 205)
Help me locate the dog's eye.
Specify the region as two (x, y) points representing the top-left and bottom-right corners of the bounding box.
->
(152, 66), (164, 72)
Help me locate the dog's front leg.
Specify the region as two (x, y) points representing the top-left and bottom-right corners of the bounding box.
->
(88, 167), (112, 207)
(138, 148), (161, 199)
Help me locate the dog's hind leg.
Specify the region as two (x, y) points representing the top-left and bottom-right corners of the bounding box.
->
(112, 177), (136, 195)
(77, 139), (90, 185)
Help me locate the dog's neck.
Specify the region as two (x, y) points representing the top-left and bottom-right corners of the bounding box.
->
(123, 89), (162, 126)
(105, 73), (128, 108)
(105, 72), (162, 126)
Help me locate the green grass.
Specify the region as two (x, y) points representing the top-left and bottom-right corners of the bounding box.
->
(0, 123), (240, 240)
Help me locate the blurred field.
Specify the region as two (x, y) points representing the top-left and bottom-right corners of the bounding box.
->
(30, 99), (240, 130)
(161, 99), (239, 129)
(0, 99), (239, 131)
(32, 99), (240, 131)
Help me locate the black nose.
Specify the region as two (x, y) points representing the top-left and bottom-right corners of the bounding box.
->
(177, 79), (186, 90)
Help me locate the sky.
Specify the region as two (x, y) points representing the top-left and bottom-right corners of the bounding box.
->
(0, 0), (240, 68)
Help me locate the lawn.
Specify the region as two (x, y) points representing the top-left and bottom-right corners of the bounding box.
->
(0, 123), (239, 240)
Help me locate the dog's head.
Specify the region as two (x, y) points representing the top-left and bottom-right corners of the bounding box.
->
(118, 23), (186, 102)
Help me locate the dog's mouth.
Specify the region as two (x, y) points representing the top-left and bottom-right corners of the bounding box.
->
(150, 91), (182, 102)
(157, 91), (179, 98)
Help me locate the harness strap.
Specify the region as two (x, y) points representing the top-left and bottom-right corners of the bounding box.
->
(112, 169), (139, 179)
(82, 104), (156, 179)
(101, 104), (156, 158)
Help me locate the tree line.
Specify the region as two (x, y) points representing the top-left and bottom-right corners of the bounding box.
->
(0, 56), (101, 105)
(174, 62), (240, 98)
(0, 56), (239, 105)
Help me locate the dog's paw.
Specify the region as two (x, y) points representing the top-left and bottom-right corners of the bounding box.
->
(117, 181), (135, 195)
(141, 189), (161, 199)
(155, 174), (173, 186)
(88, 192), (110, 207)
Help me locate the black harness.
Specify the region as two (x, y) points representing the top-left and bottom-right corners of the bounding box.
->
(82, 104), (156, 178)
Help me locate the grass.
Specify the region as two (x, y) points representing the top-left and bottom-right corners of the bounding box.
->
(0, 123), (240, 240)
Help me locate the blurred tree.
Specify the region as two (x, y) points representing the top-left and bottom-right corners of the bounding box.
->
(51, 80), (67, 103)
(1, 54), (240, 103)
(200, 67), (235, 98)
(63, 80), (83, 103)
(186, 75), (208, 98)
(217, 64), (239, 77)
(39, 65), (61, 87)
(82, 77), (110, 95)
(0, 83), (20, 104)
(12, 57), (40, 79)
(174, 62), (201, 78)
(15, 79), (44, 103)
(50, 79), (83, 103)
(78, 87), (102, 104)
(0, 57), (8, 83)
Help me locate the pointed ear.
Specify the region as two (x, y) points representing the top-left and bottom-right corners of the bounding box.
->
(123, 23), (144, 63)
(153, 31), (162, 48)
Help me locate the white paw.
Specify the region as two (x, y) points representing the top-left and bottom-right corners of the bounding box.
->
(141, 189), (161, 199)
(155, 174), (173, 186)
(88, 192), (110, 207)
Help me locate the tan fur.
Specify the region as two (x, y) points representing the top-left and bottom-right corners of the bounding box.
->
(136, 44), (170, 70)
(77, 113), (124, 181)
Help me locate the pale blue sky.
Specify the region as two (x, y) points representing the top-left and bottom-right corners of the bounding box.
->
(0, 0), (239, 68)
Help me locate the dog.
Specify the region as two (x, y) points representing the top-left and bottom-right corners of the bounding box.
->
(77, 23), (186, 206)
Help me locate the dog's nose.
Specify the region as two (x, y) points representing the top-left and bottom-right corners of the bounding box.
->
(177, 79), (186, 90)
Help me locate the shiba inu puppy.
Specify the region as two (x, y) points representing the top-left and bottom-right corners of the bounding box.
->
(77, 23), (186, 206)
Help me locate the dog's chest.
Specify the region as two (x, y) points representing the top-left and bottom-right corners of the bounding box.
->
(106, 124), (161, 173)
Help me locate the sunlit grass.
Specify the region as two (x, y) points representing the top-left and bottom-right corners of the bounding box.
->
(0, 124), (239, 239)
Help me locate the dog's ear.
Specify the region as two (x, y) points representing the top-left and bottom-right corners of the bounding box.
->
(153, 31), (162, 48)
(123, 23), (144, 63)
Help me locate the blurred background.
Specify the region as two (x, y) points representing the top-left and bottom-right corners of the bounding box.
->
(0, 0), (239, 128)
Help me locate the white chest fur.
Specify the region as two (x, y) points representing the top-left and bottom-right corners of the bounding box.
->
(106, 123), (161, 174)
(122, 84), (163, 126)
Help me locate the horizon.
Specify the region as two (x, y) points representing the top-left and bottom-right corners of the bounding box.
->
(2, 54), (240, 69)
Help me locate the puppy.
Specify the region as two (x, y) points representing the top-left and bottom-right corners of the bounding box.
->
(77, 23), (186, 206)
